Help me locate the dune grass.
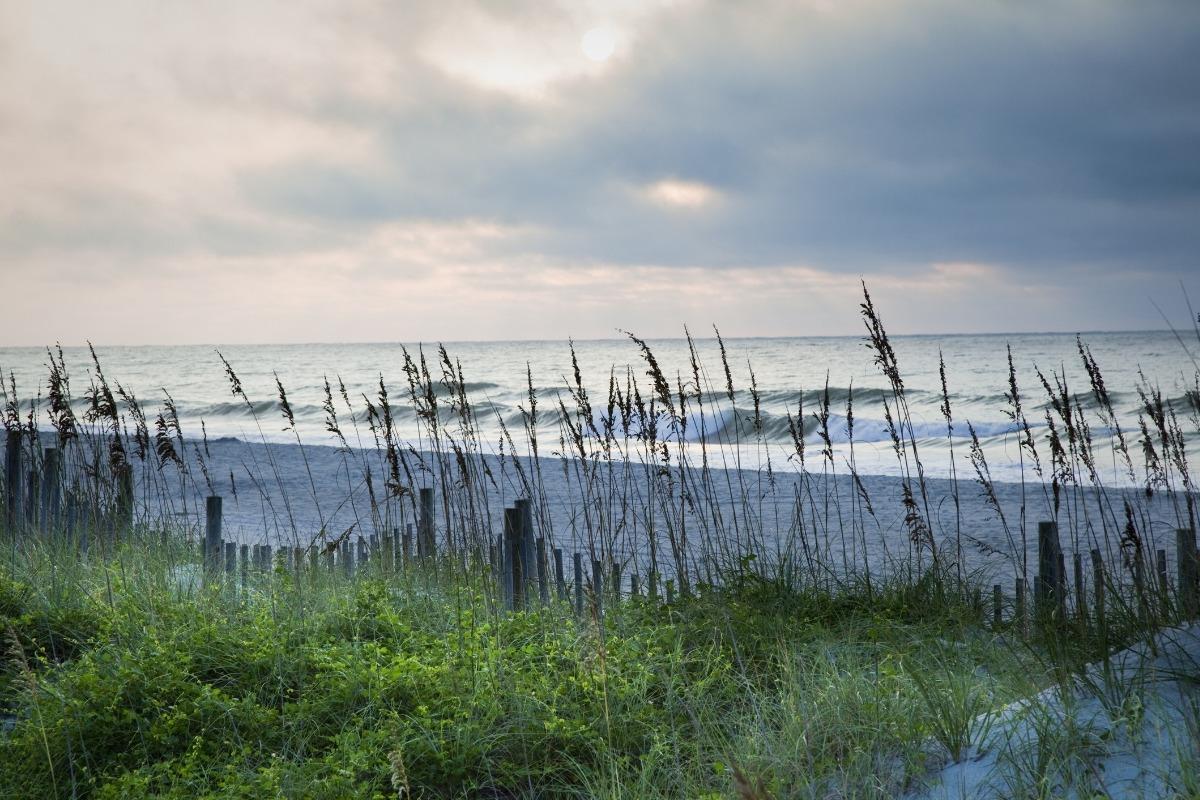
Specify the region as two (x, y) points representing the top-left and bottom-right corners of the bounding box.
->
(0, 530), (1060, 800)
(1, 286), (1199, 797)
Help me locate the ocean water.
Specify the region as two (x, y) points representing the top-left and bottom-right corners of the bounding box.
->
(1, 330), (1197, 485)
(2, 331), (1197, 579)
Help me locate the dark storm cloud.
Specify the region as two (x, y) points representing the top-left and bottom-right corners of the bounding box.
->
(243, 0), (1200, 272)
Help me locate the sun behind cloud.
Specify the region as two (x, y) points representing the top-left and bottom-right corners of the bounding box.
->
(581, 27), (616, 62)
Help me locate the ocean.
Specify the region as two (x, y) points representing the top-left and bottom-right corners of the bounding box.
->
(1, 331), (1197, 580)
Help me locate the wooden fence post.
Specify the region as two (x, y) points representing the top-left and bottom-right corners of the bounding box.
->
(116, 464), (134, 532)
(224, 541), (236, 582)
(536, 536), (550, 605)
(1073, 552), (1086, 623)
(26, 468), (39, 528)
(1157, 549), (1170, 614)
(573, 552), (583, 617)
(1178, 528), (1198, 617)
(1091, 549), (1105, 629)
(65, 491), (78, 546)
(516, 499), (535, 603)
(40, 447), (61, 534)
(419, 487), (435, 561)
(501, 532), (516, 614)
(504, 507), (521, 608)
(240, 544), (249, 588)
(3, 430), (21, 531)
(204, 497), (222, 579)
(553, 548), (566, 601)
(993, 584), (1002, 627)
(592, 559), (604, 620)
(1036, 521), (1062, 621)
(1015, 577), (1025, 633)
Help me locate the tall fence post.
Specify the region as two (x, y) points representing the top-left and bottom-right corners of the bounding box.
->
(116, 464), (134, 533)
(204, 496), (223, 579)
(504, 507), (521, 608)
(516, 499), (535, 603)
(419, 487), (435, 562)
(554, 548), (566, 602)
(3, 430), (21, 531)
(1178, 528), (1198, 617)
(26, 468), (39, 529)
(1091, 549), (1105, 630)
(1036, 521), (1062, 621)
(40, 447), (61, 534)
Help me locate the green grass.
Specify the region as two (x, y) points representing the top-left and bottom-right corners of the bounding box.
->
(0, 534), (1052, 799)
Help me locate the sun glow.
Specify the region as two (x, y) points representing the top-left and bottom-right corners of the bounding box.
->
(581, 27), (616, 62)
(644, 178), (718, 209)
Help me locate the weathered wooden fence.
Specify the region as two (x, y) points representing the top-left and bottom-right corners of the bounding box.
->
(4, 429), (1199, 629)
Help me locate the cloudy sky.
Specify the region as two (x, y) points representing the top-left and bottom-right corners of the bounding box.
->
(1, 0), (1198, 345)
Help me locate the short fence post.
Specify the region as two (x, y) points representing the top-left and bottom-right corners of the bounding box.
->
(573, 552), (583, 617)
(1157, 548), (1170, 613)
(419, 487), (435, 561)
(632, 573), (642, 598)
(116, 464), (134, 532)
(1091, 549), (1105, 629)
(1015, 577), (1026, 633)
(26, 468), (39, 528)
(240, 544), (249, 588)
(1178, 528), (1198, 617)
(592, 559), (604, 620)
(553, 548), (566, 601)
(499, 533), (512, 610)
(1056, 552), (1067, 622)
(501, 534), (516, 609)
(612, 562), (621, 605)
(224, 541), (236, 583)
(649, 571), (660, 601)
(403, 523), (413, 566)
(993, 584), (1002, 627)
(341, 539), (352, 577)
(65, 491), (78, 546)
(204, 496), (223, 579)
(3, 430), (21, 531)
(1073, 552), (1086, 623)
(536, 536), (550, 605)
(40, 447), (61, 534)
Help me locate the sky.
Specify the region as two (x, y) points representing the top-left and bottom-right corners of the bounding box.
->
(1, 0), (1198, 346)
